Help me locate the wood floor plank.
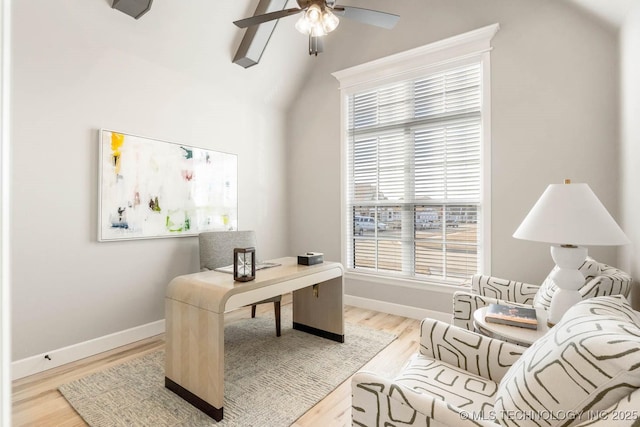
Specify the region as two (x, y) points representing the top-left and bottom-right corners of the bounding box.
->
(12, 299), (421, 426)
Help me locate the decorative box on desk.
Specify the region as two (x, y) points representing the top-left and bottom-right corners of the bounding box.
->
(298, 252), (323, 265)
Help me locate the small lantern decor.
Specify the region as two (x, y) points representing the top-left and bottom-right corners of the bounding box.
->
(233, 247), (256, 282)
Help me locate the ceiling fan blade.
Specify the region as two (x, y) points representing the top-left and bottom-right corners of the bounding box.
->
(333, 6), (399, 29)
(233, 8), (303, 28)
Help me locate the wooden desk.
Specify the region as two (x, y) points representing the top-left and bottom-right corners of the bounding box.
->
(164, 257), (344, 421)
(473, 306), (549, 347)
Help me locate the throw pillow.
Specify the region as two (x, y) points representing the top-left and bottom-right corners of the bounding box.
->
(494, 295), (640, 427)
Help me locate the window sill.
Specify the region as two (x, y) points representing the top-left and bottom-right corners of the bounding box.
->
(344, 270), (470, 294)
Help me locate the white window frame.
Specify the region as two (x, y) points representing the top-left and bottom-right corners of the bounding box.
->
(333, 23), (499, 287)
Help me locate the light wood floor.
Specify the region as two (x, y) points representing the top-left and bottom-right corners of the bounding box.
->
(12, 295), (421, 427)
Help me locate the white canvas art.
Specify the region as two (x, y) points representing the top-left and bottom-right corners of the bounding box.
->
(98, 129), (238, 241)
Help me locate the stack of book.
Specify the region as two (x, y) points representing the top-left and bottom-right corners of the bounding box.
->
(484, 304), (538, 330)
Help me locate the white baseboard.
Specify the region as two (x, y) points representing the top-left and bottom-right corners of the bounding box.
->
(12, 297), (448, 380)
(12, 319), (165, 381)
(345, 295), (452, 323)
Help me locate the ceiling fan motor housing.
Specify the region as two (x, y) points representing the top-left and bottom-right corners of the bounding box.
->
(297, 0), (335, 11)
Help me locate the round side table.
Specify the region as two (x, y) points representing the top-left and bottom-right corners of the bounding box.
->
(473, 306), (550, 347)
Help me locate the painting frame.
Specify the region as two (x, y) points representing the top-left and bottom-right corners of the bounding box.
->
(98, 129), (238, 242)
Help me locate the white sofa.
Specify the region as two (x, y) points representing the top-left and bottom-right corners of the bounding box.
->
(352, 295), (640, 426)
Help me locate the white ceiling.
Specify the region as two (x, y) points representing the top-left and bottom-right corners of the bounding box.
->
(567, 0), (638, 28)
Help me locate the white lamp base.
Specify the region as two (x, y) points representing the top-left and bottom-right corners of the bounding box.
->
(547, 245), (587, 325)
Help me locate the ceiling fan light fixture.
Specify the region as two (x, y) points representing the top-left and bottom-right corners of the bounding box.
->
(295, 14), (311, 34)
(310, 23), (327, 37)
(233, 1), (399, 63)
(321, 10), (339, 32)
(305, 4), (322, 23)
(296, 3), (334, 36)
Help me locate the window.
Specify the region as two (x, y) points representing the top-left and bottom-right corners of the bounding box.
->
(334, 24), (498, 285)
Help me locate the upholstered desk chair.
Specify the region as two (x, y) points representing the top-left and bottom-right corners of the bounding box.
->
(352, 295), (640, 426)
(198, 230), (282, 337)
(453, 257), (632, 331)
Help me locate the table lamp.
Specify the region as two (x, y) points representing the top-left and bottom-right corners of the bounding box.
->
(513, 179), (629, 325)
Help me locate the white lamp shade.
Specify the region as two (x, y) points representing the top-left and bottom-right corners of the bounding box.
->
(513, 182), (629, 246)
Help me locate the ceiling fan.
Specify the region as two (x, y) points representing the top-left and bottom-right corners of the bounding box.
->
(233, 0), (400, 56)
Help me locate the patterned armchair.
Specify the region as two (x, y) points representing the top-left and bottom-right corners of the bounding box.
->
(352, 296), (640, 427)
(452, 258), (632, 331)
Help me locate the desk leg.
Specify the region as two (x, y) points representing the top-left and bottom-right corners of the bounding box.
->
(165, 298), (225, 420)
(292, 276), (344, 343)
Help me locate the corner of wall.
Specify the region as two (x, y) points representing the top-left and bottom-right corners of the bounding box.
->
(619, 5), (640, 309)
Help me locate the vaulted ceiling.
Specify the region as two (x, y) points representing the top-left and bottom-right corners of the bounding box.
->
(227, 0), (634, 77)
(216, 0), (637, 109)
(568, 0), (637, 28)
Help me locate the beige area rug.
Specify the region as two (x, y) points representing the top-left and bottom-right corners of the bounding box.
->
(59, 306), (396, 426)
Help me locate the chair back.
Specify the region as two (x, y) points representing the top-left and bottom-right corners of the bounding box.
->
(198, 230), (256, 271)
(533, 259), (632, 311)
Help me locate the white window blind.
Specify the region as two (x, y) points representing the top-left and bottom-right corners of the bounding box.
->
(346, 63), (483, 282)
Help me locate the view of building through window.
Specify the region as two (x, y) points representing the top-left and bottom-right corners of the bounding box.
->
(351, 204), (478, 278)
(345, 62), (484, 283)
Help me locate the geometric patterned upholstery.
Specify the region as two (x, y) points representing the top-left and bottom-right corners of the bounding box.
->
(419, 318), (524, 383)
(352, 296), (640, 427)
(495, 295), (640, 426)
(472, 274), (540, 303)
(533, 260), (632, 311)
(452, 258), (632, 332)
(352, 319), (525, 427)
(394, 355), (498, 417)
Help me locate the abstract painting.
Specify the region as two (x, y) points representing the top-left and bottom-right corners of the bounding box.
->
(98, 129), (237, 241)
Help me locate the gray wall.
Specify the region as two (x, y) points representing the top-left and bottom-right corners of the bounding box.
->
(287, 0), (620, 312)
(620, 5), (640, 309)
(9, 0), (629, 362)
(9, 0), (308, 360)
